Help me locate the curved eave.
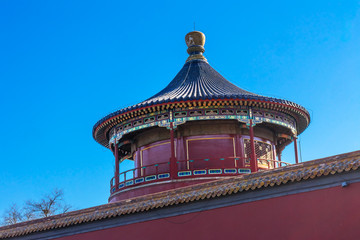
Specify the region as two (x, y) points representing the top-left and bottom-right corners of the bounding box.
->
(93, 98), (310, 148)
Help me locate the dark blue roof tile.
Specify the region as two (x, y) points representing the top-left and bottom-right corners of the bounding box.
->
(93, 59), (309, 134)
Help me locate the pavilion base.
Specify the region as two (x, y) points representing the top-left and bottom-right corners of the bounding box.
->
(109, 177), (220, 202)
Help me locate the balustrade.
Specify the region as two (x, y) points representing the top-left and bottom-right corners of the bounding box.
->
(110, 157), (290, 194)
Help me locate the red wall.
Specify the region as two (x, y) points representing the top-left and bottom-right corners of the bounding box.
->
(135, 134), (245, 172)
(186, 135), (236, 169)
(137, 139), (171, 176)
(57, 181), (360, 240)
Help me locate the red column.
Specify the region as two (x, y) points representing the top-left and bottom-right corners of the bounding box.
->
(170, 122), (177, 178)
(114, 143), (119, 189)
(249, 119), (258, 172)
(272, 144), (277, 169)
(278, 151), (282, 167)
(294, 136), (299, 164)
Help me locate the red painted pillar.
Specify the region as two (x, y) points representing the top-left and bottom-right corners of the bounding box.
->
(170, 122), (177, 178)
(272, 145), (277, 168)
(114, 143), (119, 189)
(278, 151), (282, 162)
(278, 151), (282, 167)
(249, 119), (258, 172)
(294, 136), (299, 164)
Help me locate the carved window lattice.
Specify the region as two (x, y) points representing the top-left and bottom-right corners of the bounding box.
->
(243, 139), (274, 168)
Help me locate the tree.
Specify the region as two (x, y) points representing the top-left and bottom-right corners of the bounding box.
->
(2, 188), (71, 226)
(2, 204), (23, 225)
(24, 189), (71, 218)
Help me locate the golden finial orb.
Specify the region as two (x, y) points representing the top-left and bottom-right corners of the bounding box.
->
(185, 31), (206, 47)
(185, 31), (207, 62)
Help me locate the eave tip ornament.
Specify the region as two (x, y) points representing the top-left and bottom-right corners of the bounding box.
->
(185, 31), (207, 62)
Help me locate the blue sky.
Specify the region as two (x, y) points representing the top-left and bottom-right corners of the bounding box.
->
(1, 1), (360, 212)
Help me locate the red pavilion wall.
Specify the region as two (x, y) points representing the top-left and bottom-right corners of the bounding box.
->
(133, 134), (275, 173)
(57, 181), (360, 240)
(111, 134), (276, 202)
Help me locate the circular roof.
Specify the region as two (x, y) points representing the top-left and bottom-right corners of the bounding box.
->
(93, 31), (310, 147)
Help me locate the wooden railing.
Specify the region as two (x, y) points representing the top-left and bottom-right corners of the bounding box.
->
(110, 157), (291, 193)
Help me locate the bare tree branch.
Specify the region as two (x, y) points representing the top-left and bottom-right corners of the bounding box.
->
(2, 204), (22, 225)
(2, 188), (72, 225)
(25, 189), (70, 218)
